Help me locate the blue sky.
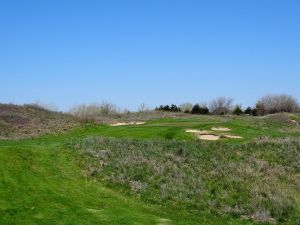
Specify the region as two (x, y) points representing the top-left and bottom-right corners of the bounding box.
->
(1, 0), (299, 111)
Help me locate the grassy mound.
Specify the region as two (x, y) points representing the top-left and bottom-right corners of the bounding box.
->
(70, 137), (300, 224)
(0, 104), (79, 138)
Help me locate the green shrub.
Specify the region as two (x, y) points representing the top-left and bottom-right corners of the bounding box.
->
(244, 107), (253, 115)
(191, 104), (209, 114)
(233, 105), (243, 115)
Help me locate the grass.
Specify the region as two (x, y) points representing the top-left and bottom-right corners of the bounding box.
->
(0, 113), (299, 224)
(69, 137), (300, 224)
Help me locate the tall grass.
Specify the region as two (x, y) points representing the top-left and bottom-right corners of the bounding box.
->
(69, 137), (300, 224)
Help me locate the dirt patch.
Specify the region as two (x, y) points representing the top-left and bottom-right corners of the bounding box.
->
(211, 127), (231, 132)
(199, 134), (220, 141)
(224, 134), (243, 139)
(110, 121), (145, 126)
(185, 129), (209, 134)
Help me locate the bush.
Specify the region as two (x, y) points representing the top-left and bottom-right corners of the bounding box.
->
(233, 105), (243, 115)
(209, 97), (233, 115)
(69, 102), (118, 120)
(244, 107), (253, 115)
(253, 102), (266, 116)
(170, 104), (180, 112)
(179, 103), (193, 113)
(191, 104), (209, 114)
(256, 94), (299, 114)
(156, 104), (180, 112)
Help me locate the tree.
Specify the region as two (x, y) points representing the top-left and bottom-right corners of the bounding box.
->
(191, 104), (209, 114)
(170, 104), (180, 112)
(233, 105), (243, 115)
(138, 103), (149, 112)
(244, 107), (253, 115)
(179, 103), (193, 113)
(256, 94), (299, 114)
(209, 97), (233, 115)
(163, 105), (170, 111)
(254, 102), (265, 116)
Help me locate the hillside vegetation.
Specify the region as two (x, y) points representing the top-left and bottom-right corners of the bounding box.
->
(0, 106), (300, 224)
(0, 104), (80, 139)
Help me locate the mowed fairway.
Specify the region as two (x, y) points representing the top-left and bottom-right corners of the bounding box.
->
(1, 114), (300, 225)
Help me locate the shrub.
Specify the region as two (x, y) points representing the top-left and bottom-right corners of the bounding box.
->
(69, 101), (118, 120)
(163, 105), (170, 111)
(179, 103), (193, 113)
(233, 105), (243, 115)
(209, 97), (233, 115)
(156, 104), (180, 112)
(253, 102), (266, 116)
(170, 104), (180, 112)
(256, 94), (299, 114)
(191, 104), (209, 114)
(244, 107), (253, 115)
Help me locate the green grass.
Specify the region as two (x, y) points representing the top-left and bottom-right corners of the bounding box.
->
(0, 114), (299, 224)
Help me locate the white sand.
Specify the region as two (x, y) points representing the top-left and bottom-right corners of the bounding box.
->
(224, 134), (242, 139)
(110, 121), (145, 126)
(199, 134), (220, 141)
(185, 129), (209, 134)
(211, 127), (231, 132)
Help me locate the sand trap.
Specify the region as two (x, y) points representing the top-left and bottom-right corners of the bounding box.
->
(290, 120), (298, 124)
(110, 121), (145, 126)
(185, 129), (209, 134)
(224, 134), (242, 139)
(211, 127), (231, 132)
(199, 134), (220, 141)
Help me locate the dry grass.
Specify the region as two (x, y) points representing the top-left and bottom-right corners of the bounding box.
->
(70, 136), (300, 224)
(0, 103), (80, 139)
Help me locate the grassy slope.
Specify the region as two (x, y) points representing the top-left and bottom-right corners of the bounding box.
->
(0, 104), (80, 138)
(0, 114), (299, 224)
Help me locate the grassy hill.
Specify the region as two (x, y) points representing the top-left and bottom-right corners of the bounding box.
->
(0, 104), (80, 139)
(0, 110), (300, 224)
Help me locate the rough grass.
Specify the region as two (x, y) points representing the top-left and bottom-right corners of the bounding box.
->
(0, 104), (80, 139)
(69, 137), (300, 224)
(0, 132), (256, 225)
(1, 113), (300, 224)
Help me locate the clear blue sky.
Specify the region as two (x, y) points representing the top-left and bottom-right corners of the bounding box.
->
(1, 0), (299, 111)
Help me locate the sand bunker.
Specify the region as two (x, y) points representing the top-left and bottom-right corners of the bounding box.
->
(185, 129), (209, 134)
(110, 121), (145, 126)
(224, 134), (242, 139)
(290, 120), (298, 124)
(211, 127), (231, 132)
(199, 134), (220, 141)
(186, 128), (242, 141)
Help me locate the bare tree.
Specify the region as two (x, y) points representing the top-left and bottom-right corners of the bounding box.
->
(256, 94), (299, 114)
(100, 101), (117, 116)
(138, 103), (149, 112)
(69, 101), (118, 120)
(179, 103), (193, 113)
(209, 97), (233, 115)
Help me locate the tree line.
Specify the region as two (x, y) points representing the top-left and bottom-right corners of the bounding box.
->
(155, 94), (299, 116)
